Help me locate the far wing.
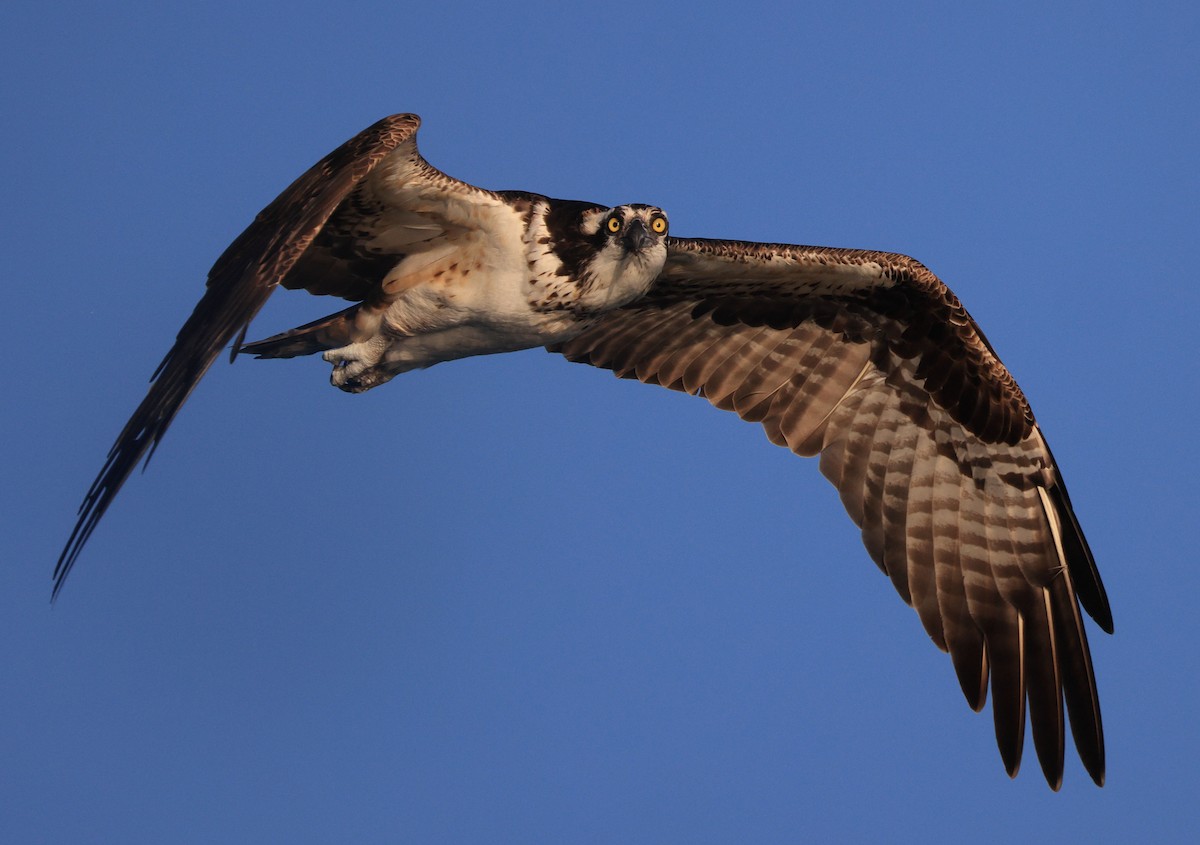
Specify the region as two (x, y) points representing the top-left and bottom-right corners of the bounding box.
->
(56, 114), (427, 595)
(551, 236), (1111, 788)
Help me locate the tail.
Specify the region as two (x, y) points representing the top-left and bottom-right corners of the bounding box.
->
(239, 304), (365, 358)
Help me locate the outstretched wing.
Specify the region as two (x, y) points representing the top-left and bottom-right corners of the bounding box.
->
(54, 113), (476, 596)
(551, 236), (1112, 788)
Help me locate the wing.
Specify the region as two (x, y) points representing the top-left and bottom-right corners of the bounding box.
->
(54, 113), (486, 596)
(551, 236), (1112, 788)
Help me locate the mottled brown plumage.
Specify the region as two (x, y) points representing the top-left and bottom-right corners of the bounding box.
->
(56, 114), (420, 598)
(58, 114), (1111, 789)
(552, 237), (1110, 787)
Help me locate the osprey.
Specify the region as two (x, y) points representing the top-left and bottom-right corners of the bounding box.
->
(58, 113), (1111, 789)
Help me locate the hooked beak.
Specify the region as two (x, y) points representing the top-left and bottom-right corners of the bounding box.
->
(620, 218), (654, 253)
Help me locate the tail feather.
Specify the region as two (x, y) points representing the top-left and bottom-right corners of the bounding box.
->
(239, 305), (362, 359)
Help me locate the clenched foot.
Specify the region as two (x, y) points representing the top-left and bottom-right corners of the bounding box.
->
(323, 337), (390, 393)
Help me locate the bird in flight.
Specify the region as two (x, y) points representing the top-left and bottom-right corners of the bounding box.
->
(57, 113), (1111, 789)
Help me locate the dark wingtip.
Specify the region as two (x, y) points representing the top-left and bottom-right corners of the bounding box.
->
(52, 444), (131, 601)
(1040, 445), (1113, 635)
(52, 512), (91, 602)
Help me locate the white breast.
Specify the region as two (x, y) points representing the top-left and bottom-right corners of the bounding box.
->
(370, 202), (587, 373)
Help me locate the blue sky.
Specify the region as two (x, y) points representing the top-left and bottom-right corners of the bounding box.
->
(3, 1), (1197, 842)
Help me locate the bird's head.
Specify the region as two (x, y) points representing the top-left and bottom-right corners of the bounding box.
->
(569, 203), (669, 309)
(593, 204), (670, 260)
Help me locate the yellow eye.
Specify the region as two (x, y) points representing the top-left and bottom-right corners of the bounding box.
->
(606, 216), (622, 234)
(650, 215), (668, 234)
